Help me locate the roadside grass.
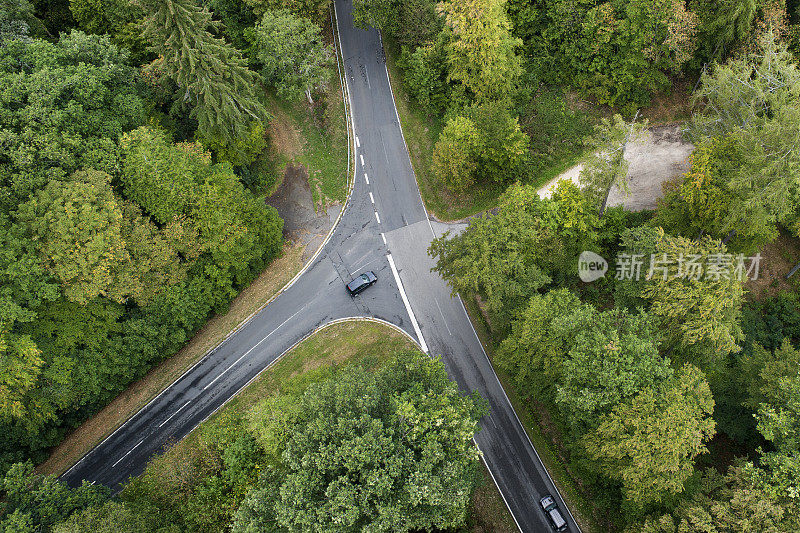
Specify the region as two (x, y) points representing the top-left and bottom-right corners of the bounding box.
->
(38, 243), (305, 477)
(121, 320), (517, 532)
(262, 25), (348, 207)
(468, 462), (521, 533)
(264, 89), (348, 207)
(384, 47), (597, 221)
(384, 46), (504, 221)
(461, 295), (610, 533)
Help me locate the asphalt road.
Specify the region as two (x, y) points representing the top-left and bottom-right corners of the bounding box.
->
(61, 2), (580, 531)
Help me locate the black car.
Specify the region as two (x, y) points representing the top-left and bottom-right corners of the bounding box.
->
(346, 271), (377, 295)
(539, 495), (568, 532)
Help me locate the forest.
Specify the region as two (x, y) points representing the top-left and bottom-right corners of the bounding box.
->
(2, 0), (800, 532)
(361, 0), (800, 530)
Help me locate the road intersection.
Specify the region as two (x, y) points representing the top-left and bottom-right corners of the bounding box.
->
(62, 2), (579, 531)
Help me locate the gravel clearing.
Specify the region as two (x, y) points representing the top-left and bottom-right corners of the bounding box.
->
(538, 125), (695, 211)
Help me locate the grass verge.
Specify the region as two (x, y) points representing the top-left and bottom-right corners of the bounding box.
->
(38, 243), (305, 477)
(124, 320), (516, 532)
(461, 295), (603, 533)
(262, 22), (348, 207)
(384, 46), (504, 221)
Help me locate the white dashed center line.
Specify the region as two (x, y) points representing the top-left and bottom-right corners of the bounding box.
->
(381, 233), (386, 244)
(369, 192), (374, 204)
(375, 211), (381, 224)
(355, 136), (360, 148)
(158, 400), (191, 428)
(364, 173), (369, 185)
(112, 438), (144, 468)
(360, 154), (364, 166)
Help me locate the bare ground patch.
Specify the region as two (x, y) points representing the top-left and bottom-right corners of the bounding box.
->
(746, 231), (800, 301)
(266, 163), (341, 263)
(539, 125), (694, 212)
(266, 102), (302, 161)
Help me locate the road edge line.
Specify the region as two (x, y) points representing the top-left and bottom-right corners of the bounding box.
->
(386, 253), (428, 353)
(155, 317), (422, 460)
(475, 441), (524, 533)
(457, 297), (584, 533)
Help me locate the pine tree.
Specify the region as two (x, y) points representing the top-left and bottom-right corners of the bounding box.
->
(139, 0), (268, 152)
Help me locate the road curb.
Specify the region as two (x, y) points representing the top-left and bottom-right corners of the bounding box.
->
(156, 317), (422, 457)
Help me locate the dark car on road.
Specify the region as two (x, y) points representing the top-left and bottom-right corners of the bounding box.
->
(346, 271), (377, 295)
(540, 495), (568, 532)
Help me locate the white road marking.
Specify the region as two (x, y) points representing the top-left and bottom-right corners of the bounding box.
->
(356, 136), (360, 148)
(386, 254), (428, 353)
(360, 154), (364, 166)
(112, 438), (144, 468)
(364, 173), (369, 185)
(374, 211), (380, 224)
(381, 61), (436, 239)
(351, 256), (380, 274)
(203, 307), (304, 391)
(369, 192), (374, 204)
(158, 400), (191, 428)
(434, 298), (452, 336)
(381, 233), (386, 244)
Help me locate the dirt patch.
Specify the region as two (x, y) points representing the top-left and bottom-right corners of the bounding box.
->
(745, 231), (800, 301)
(267, 104), (302, 160)
(639, 77), (695, 125)
(607, 125), (694, 211)
(539, 125), (694, 212)
(266, 164), (341, 262)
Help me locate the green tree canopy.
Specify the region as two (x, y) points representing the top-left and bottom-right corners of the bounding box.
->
(139, 0), (268, 157)
(637, 461), (800, 533)
(0, 30), (146, 212)
(246, 8), (332, 102)
(556, 310), (671, 432)
(16, 170), (127, 305)
(438, 0), (522, 102)
(432, 114), (481, 192)
(430, 181), (622, 328)
(121, 127), (283, 278)
(233, 352), (485, 532)
(584, 364), (716, 511)
(616, 226), (745, 365)
(496, 288), (596, 397)
(0, 462), (107, 532)
(689, 31), (800, 238)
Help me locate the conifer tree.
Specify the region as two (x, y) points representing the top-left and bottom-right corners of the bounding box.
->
(139, 0), (268, 153)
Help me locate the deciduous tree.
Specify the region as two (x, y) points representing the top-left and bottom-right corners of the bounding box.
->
(584, 365), (716, 510)
(246, 8), (332, 103)
(234, 352), (484, 532)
